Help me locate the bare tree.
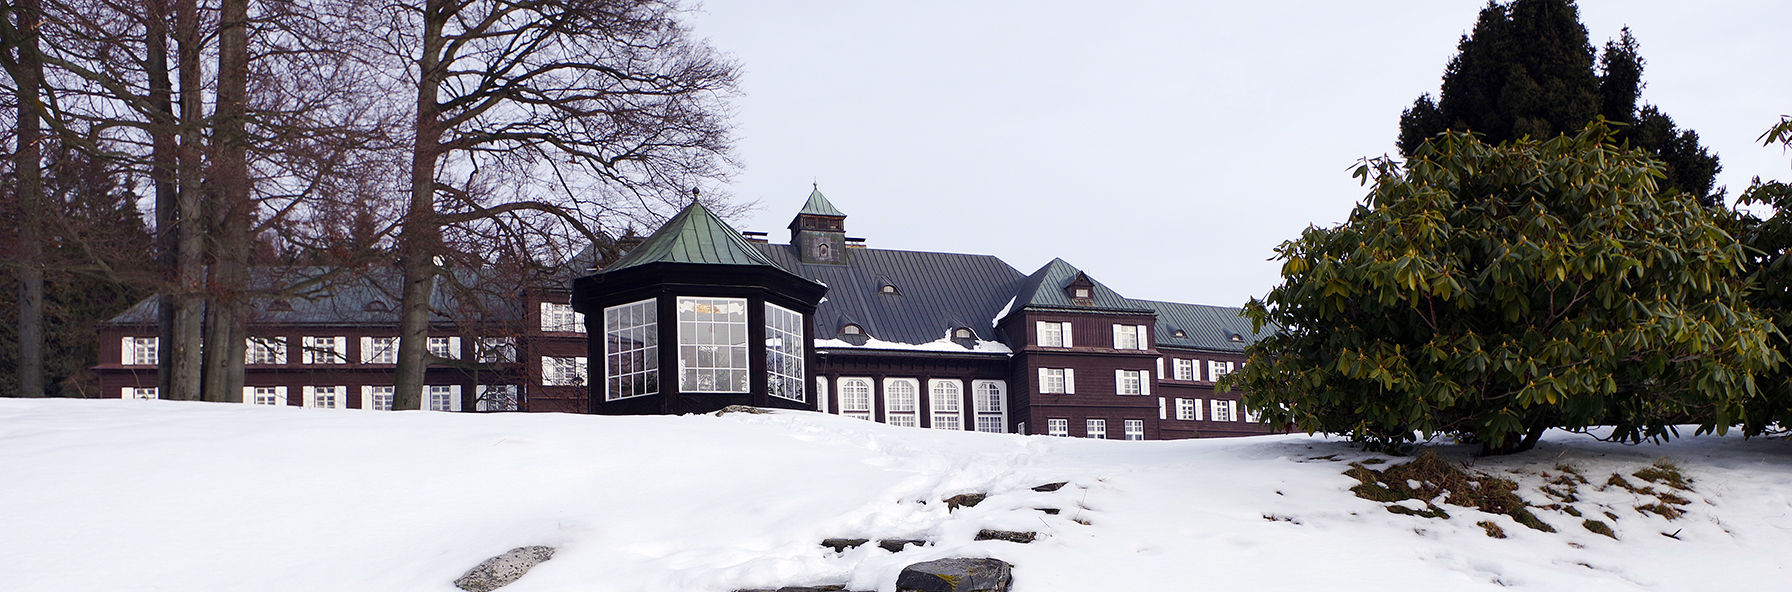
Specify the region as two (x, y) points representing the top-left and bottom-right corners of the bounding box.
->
(384, 0), (739, 409)
(2, 0), (47, 397)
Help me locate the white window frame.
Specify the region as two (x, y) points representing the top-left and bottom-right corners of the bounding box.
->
(542, 356), (588, 387)
(427, 336), (461, 361)
(1124, 419), (1145, 441)
(1176, 398), (1199, 421)
(1114, 369), (1150, 396)
(1047, 418), (1069, 437)
(1036, 321), (1072, 348)
(122, 337), (159, 366)
(245, 385), (287, 406)
(928, 379), (963, 431)
(816, 377), (830, 414)
(677, 296), (750, 393)
(122, 386), (159, 400)
(540, 301), (586, 333)
(303, 385), (342, 409)
(245, 336), (287, 365)
(839, 377), (873, 421)
(363, 385), (395, 411)
(603, 298), (658, 401)
(972, 380), (1007, 433)
(426, 384), (462, 412)
(1174, 358), (1196, 381)
(301, 336), (347, 365)
(476, 385), (519, 411)
(884, 378), (920, 427)
(361, 337), (398, 365)
(1086, 418), (1107, 439)
(765, 302), (806, 403)
(1038, 367), (1074, 394)
(477, 337), (517, 363)
(1208, 360), (1235, 381)
(1112, 324), (1148, 350)
(1211, 399), (1236, 422)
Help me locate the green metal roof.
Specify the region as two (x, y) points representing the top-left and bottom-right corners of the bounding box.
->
(796, 185), (846, 217)
(602, 200), (790, 272)
(1007, 258), (1151, 313)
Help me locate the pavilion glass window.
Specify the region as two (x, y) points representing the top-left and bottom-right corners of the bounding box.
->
(765, 303), (805, 402)
(677, 297), (749, 393)
(605, 299), (659, 400)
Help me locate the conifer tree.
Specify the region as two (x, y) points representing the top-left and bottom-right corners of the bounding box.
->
(1398, 1), (1720, 203)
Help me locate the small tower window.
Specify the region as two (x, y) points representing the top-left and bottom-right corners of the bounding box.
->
(841, 324), (864, 336)
(953, 328), (974, 339)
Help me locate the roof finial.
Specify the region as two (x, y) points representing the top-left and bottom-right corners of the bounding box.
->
(691, 186), (700, 202)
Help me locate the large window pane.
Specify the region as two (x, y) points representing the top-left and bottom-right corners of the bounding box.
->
(766, 303), (806, 402)
(677, 297), (749, 393)
(604, 299), (658, 401)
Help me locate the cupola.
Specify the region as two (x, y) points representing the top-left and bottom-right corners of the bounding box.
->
(789, 184), (848, 265)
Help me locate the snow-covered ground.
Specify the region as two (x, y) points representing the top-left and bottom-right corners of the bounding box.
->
(4, 399), (1789, 591)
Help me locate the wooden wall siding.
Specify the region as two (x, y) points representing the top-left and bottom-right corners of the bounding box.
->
(814, 352), (1009, 430)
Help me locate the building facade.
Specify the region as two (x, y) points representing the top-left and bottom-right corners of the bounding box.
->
(95, 187), (1275, 440)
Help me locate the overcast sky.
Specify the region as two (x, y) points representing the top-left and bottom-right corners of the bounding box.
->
(684, 1), (1792, 309)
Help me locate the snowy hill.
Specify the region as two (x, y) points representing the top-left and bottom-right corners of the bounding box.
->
(3, 399), (1788, 591)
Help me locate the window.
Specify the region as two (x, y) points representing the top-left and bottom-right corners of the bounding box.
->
(1208, 360), (1235, 381)
(477, 385), (519, 411)
(604, 299), (658, 400)
(1036, 321), (1072, 347)
(884, 378), (919, 427)
(427, 385), (460, 411)
(302, 336), (347, 364)
(879, 284), (898, 295)
(841, 324), (863, 336)
(1176, 398), (1199, 421)
(952, 328), (974, 340)
(122, 337), (158, 366)
(930, 379), (963, 430)
(1124, 419), (1145, 441)
(839, 378), (873, 420)
(122, 386), (158, 400)
(543, 356), (588, 386)
(246, 337), (287, 365)
(540, 302), (586, 333)
(362, 337), (398, 364)
(1073, 287), (1091, 299)
(677, 297), (748, 393)
(766, 303), (805, 402)
(478, 337), (517, 363)
(365, 386), (394, 411)
(972, 380), (1007, 433)
(1038, 368), (1073, 394)
(249, 386), (285, 406)
(1211, 399), (1235, 422)
(1112, 324), (1148, 350)
(1114, 369), (1150, 395)
(1173, 359), (1196, 381)
(1086, 419), (1107, 439)
(427, 336), (460, 360)
(1047, 418), (1069, 437)
(305, 386), (341, 409)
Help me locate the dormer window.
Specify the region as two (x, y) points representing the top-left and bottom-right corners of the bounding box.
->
(364, 300), (389, 312)
(879, 283), (898, 295)
(841, 324), (863, 336)
(952, 328), (974, 339)
(267, 300), (293, 312)
(1172, 329), (1187, 338)
(1073, 288), (1090, 299)
(1229, 333), (1245, 343)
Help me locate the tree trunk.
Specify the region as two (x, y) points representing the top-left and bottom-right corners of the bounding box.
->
(201, 0), (250, 403)
(392, 0), (448, 410)
(8, 0), (46, 398)
(144, 0), (179, 399)
(167, 0), (205, 401)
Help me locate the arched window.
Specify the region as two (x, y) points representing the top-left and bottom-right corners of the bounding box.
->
(952, 327), (974, 340)
(930, 379), (963, 430)
(880, 284), (899, 295)
(884, 378), (919, 427)
(839, 378), (873, 421)
(841, 324), (863, 336)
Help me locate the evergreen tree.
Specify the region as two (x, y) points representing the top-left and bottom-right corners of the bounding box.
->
(1399, 1), (1720, 202)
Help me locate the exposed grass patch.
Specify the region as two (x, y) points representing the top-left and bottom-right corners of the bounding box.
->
(1636, 502), (1684, 520)
(1582, 519), (1617, 539)
(1478, 520), (1507, 539)
(1633, 459), (1691, 491)
(1344, 450), (1554, 532)
(1387, 504), (1451, 519)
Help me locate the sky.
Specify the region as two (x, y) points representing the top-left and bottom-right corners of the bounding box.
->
(683, 1), (1792, 309)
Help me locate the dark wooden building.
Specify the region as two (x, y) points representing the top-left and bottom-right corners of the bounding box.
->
(574, 188), (1278, 439)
